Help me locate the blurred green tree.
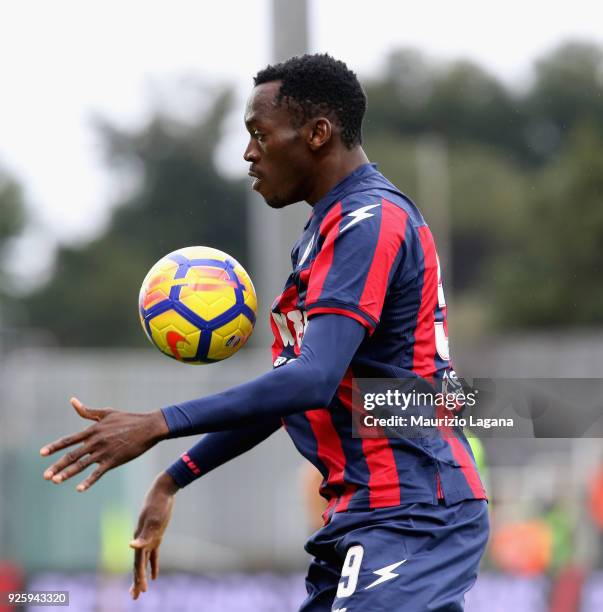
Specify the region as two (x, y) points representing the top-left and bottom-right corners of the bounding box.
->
(524, 42), (603, 164)
(447, 143), (528, 292)
(21, 89), (248, 346)
(0, 169), (27, 293)
(365, 49), (526, 162)
(491, 120), (603, 327)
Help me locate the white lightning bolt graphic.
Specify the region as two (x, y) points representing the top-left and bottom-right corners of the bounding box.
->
(364, 559), (407, 590)
(333, 608), (347, 612)
(340, 203), (380, 233)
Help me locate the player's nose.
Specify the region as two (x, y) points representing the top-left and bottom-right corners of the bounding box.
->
(243, 139), (260, 163)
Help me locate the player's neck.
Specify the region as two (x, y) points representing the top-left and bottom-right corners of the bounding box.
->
(306, 147), (370, 206)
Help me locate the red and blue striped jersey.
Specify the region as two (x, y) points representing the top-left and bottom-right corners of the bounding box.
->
(270, 163), (487, 521)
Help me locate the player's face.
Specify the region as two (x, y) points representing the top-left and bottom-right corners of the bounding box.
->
(244, 82), (314, 208)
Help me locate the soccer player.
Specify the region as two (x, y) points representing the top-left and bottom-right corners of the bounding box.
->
(40, 54), (489, 610)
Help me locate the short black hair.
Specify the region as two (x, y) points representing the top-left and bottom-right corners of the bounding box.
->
(254, 54), (366, 149)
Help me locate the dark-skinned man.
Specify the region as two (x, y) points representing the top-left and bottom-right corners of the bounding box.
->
(41, 54), (488, 611)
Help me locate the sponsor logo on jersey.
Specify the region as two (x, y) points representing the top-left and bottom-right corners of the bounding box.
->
(271, 309), (308, 350)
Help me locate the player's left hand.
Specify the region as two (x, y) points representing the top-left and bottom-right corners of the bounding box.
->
(40, 397), (170, 491)
(129, 471), (179, 600)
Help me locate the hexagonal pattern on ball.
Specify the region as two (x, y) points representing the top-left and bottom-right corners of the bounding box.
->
(208, 313), (254, 361)
(139, 259), (179, 311)
(148, 310), (202, 361)
(178, 277), (237, 323)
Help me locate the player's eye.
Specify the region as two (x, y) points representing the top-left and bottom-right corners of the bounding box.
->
(253, 129), (265, 142)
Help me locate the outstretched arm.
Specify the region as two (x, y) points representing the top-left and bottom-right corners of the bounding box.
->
(40, 313), (365, 490)
(162, 313), (365, 436)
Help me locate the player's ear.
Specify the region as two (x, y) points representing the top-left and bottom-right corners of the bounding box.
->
(308, 118), (332, 151)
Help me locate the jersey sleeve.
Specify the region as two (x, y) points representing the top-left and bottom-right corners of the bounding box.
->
(305, 197), (409, 333)
(166, 419), (282, 488)
(160, 314), (366, 436)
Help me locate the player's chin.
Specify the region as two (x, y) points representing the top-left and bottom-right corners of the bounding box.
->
(265, 198), (290, 209)
(251, 179), (273, 205)
(251, 178), (295, 208)
(262, 191), (293, 209)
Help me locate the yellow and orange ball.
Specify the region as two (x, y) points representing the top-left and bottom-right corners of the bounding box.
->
(139, 246), (257, 364)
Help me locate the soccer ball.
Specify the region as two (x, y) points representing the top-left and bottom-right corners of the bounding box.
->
(138, 246), (257, 364)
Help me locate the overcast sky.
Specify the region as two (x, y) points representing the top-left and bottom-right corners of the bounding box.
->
(1, 0), (602, 285)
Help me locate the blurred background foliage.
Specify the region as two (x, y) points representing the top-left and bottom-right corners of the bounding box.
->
(2, 40), (602, 346)
(0, 171), (27, 295)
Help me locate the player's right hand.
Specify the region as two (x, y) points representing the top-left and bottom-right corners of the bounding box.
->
(129, 472), (179, 600)
(40, 397), (170, 491)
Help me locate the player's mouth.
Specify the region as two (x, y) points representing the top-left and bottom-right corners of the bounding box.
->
(248, 170), (263, 192)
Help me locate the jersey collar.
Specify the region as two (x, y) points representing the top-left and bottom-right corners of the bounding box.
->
(306, 163), (379, 226)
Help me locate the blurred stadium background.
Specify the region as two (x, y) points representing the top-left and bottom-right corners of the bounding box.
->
(2, 1), (603, 610)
